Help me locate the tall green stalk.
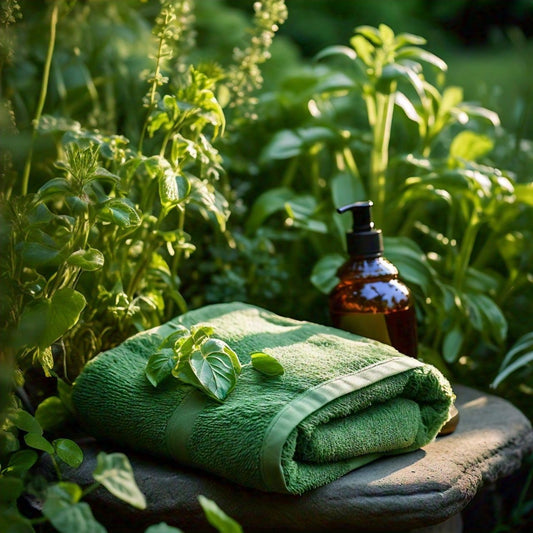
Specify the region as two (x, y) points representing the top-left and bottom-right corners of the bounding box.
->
(452, 214), (480, 291)
(368, 90), (395, 228)
(20, 1), (59, 196)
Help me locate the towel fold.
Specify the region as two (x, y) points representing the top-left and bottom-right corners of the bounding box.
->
(72, 302), (453, 494)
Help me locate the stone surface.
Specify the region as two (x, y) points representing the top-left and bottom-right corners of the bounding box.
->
(58, 385), (533, 532)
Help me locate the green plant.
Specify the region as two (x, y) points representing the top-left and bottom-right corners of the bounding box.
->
(238, 24), (533, 385)
(0, 1), (287, 531)
(0, 406), (146, 532)
(145, 324), (283, 401)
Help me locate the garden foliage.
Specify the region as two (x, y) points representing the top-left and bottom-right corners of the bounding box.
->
(1, 0), (533, 531)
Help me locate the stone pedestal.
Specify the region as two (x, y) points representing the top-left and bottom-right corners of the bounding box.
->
(55, 385), (533, 532)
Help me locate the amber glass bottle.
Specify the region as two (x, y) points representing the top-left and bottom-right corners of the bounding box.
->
(329, 201), (418, 358)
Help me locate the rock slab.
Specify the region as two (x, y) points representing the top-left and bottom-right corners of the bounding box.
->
(61, 385), (533, 532)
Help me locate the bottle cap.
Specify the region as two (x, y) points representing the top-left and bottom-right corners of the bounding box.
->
(337, 201), (383, 257)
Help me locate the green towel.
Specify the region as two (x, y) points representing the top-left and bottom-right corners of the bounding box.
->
(72, 302), (453, 494)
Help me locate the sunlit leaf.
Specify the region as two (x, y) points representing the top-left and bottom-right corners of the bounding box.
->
(395, 91), (422, 123)
(396, 47), (447, 71)
(187, 346), (239, 402)
(314, 45), (357, 62)
(349, 34), (374, 65)
(251, 352), (284, 376)
(354, 25), (382, 45)
(450, 131), (493, 161)
(97, 198), (140, 228)
(198, 495), (243, 533)
(67, 248), (104, 271)
(93, 452), (146, 510)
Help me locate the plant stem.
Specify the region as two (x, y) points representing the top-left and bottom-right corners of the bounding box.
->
(369, 91), (394, 228)
(138, 14), (168, 154)
(21, 2), (59, 196)
(453, 214), (480, 291)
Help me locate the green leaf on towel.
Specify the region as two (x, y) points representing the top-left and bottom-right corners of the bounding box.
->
(251, 352), (285, 376)
(92, 452), (146, 510)
(188, 342), (240, 402)
(146, 324), (282, 402)
(146, 349), (175, 387)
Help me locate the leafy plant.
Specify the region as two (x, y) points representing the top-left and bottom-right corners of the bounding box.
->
(145, 324), (283, 401)
(237, 23), (533, 383)
(0, 407), (146, 532)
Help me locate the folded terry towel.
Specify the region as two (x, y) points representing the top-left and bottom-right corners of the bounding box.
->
(72, 302), (453, 494)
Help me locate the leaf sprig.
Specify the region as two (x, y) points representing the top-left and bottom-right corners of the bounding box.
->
(145, 324), (284, 402)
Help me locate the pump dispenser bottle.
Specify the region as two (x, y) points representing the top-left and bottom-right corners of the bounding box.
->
(329, 201), (418, 358)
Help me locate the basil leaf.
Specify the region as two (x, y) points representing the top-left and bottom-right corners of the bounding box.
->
(145, 349), (175, 387)
(251, 352), (284, 377)
(188, 347), (239, 402)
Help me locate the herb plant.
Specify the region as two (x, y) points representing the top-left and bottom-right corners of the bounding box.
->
(145, 324), (283, 402)
(238, 24), (533, 387)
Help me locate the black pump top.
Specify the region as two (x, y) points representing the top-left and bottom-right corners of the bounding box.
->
(337, 201), (384, 257)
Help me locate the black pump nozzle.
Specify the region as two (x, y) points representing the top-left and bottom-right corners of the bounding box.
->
(337, 201), (383, 257)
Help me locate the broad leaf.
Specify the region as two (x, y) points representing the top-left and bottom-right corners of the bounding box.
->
(35, 396), (71, 431)
(198, 495), (243, 533)
(443, 326), (464, 363)
(202, 338), (242, 375)
(331, 172), (366, 209)
(191, 325), (215, 345)
(17, 241), (62, 267)
(245, 187), (296, 234)
(310, 254), (344, 294)
(145, 349), (175, 387)
(67, 248), (104, 271)
(450, 131), (493, 161)
(43, 499), (105, 533)
(97, 198), (140, 227)
(10, 409), (42, 435)
(251, 352), (284, 377)
(188, 346), (239, 402)
(314, 45), (357, 62)
(14, 287), (86, 351)
(53, 439), (83, 468)
(37, 177), (72, 201)
(5, 450), (38, 476)
(24, 433), (54, 454)
(159, 169), (190, 206)
(260, 129), (303, 162)
(93, 452), (146, 510)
